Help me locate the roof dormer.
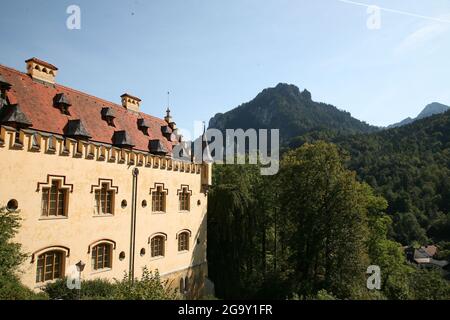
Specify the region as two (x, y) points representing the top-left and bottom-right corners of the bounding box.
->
(137, 118), (151, 135)
(149, 139), (168, 155)
(0, 75), (11, 108)
(64, 119), (91, 140)
(101, 107), (116, 126)
(0, 104), (32, 128)
(113, 130), (135, 149)
(54, 93), (72, 115)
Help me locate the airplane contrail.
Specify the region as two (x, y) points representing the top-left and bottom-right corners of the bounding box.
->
(336, 0), (450, 23)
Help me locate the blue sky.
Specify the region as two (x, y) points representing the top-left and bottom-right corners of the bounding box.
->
(1, 0), (449, 132)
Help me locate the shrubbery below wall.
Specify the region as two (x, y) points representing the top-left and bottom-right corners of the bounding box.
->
(42, 268), (178, 300)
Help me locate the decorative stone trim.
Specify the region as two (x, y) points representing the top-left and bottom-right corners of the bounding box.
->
(150, 182), (169, 196)
(36, 174), (74, 193)
(177, 184), (192, 196)
(90, 178), (119, 194)
(30, 245), (70, 263)
(176, 229), (192, 239)
(148, 232), (168, 243)
(87, 239), (116, 254)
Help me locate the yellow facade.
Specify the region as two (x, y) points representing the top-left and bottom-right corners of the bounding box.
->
(0, 125), (212, 298)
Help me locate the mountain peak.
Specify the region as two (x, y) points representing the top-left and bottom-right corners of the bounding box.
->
(416, 102), (450, 120)
(208, 83), (377, 144)
(269, 83), (302, 97)
(388, 102), (450, 128)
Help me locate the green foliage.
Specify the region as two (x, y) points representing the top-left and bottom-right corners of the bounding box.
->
(0, 207), (25, 278)
(43, 278), (115, 300)
(333, 111), (450, 245)
(0, 274), (47, 300)
(208, 141), (450, 300)
(43, 268), (177, 300)
(366, 213), (414, 299)
(207, 183), (258, 298)
(0, 206), (45, 300)
(409, 269), (450, 300)
(111, 268), (177, 300)
(435, 242), (450, 261)
(314, 289), (338, 300)
(278, 142), (371, 299)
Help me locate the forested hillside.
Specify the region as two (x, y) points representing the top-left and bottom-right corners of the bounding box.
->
(334, 111), (450, 245)
(207, 143), (450, 300)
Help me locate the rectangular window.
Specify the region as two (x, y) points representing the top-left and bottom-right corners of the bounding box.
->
(152, 187), (166, 212)
(94, 183), (114, 215)
(36, 251), (64, 283)
(151, 236), (165, 257)
(91, 243), (112, 270)
(178, 233), (189, 251)
(41, 181), (67, 217)
(179, 189), (190, 211)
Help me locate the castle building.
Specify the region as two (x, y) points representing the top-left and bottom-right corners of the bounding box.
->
(0, 58), (212, 298)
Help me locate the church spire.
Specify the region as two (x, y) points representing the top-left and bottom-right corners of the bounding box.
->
(164, 91), (173, 124)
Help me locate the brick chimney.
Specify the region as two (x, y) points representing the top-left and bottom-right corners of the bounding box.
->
(25, 58), (58, 85)
(121, 93), (141, 112)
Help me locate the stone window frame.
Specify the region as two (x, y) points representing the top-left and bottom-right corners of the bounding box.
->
(37, 175), (73, 219)
(149, 232), (167, 258)
(90, 179), (119, 216)
(150, 183), (168, 214)
(176, 229), (192, 252)
(31, 246), (70, 285)
(177, 185), (192, 212)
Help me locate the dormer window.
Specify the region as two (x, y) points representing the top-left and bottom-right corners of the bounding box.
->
(0, 75), (11, 108)
(113, 130), (134, 149)
(137, 118), (151, 135)
(149, 139), (168, 156)
(161, 125), (171, 136)
(101, 107), (116, 126)
(64, 119), (91, 141)
(54, 93), (71, 115)
(0, 104), (32, 129)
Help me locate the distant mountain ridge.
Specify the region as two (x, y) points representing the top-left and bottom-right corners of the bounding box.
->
(208, 83), (378, 145)
(388, 102), (450, 128)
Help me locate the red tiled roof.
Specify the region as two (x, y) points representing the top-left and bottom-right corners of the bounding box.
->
(423, 245), (437, 257)
(0, 64), (175, 153)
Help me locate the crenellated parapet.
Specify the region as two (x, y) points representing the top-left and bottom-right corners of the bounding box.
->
(0, 125), (205, 175)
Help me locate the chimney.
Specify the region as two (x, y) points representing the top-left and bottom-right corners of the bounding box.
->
(121, 93), (141, 112)
(25, 58), (58, 85)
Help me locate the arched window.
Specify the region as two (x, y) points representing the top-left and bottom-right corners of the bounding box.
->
(151, 186), (166, 212)
(150, 235), (165, 257)
(178, 232), (190, 252)
(41, 180), (68, 217)
(184, 277), (189, 294)
(36, 250), (65, 283)
(94, 182), (115, 215)
(179, 278), (184, 293)
(91, 243), (112, 270)
(178, 186), (191, 211)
